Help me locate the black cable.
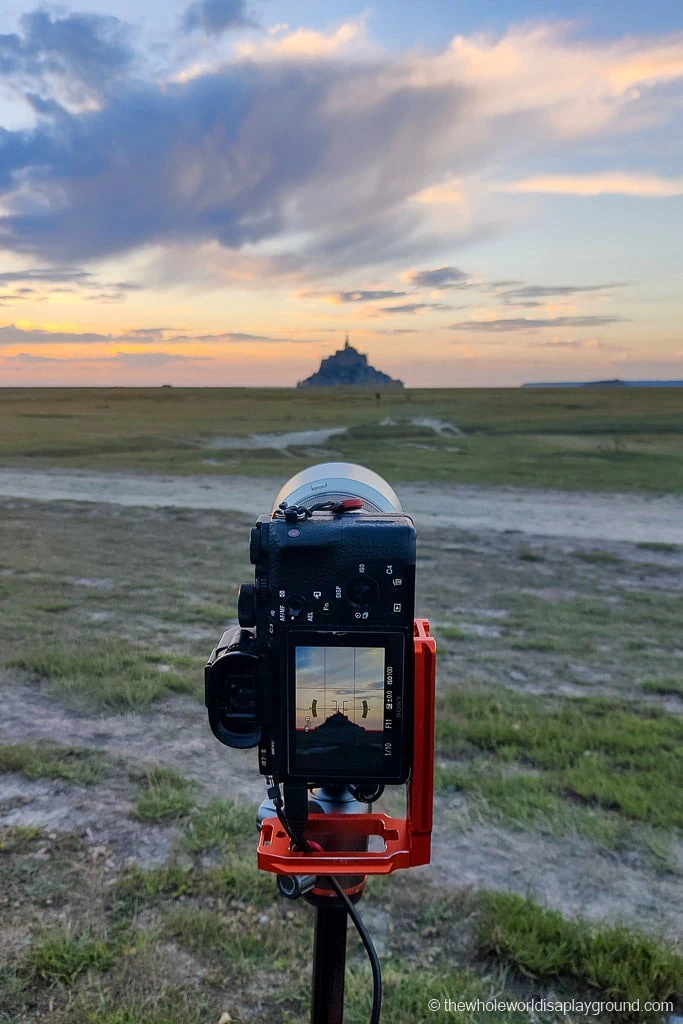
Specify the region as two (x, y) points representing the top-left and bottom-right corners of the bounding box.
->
(269, 780), (382, 1024)
(323, 874), (382, 1024)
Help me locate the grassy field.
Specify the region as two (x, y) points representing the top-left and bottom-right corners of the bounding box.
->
(0, 384), (681, 1021)
(1, 497), (682, 1022)
(1, 386), (683, 491)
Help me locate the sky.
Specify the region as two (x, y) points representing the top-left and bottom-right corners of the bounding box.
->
(0, 0), (681, 387)
(295, 646), (384, 732)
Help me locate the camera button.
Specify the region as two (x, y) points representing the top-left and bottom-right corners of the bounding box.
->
(286, 595), (306, 620)
(347, 576), (380, 606)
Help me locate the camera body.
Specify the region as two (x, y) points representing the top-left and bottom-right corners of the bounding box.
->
(206, 505), (416, 788)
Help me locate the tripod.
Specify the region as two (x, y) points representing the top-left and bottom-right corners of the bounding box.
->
(256, 619), (437, 1024)
(259, 786), (370, 1023)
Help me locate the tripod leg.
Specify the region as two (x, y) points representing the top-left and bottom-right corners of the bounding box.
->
(311, 903), (347, 1024)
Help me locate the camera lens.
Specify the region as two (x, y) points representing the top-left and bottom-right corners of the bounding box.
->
(347, 576), (379, 606)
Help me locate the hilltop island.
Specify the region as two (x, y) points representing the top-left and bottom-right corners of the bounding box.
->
(297, 337), (403, 388)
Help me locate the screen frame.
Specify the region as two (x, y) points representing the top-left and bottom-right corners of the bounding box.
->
(284, 629), (409, 784)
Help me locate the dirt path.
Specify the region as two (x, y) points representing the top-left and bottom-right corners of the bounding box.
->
(1, 468), (682, 544)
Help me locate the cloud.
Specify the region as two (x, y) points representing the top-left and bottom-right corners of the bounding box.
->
(236, 19), (366, 59)
(0, 323), (112, 346)
(449, 315), (626, 332)
(499, 280), (634, 296)
(379, 302), (452, 315)
(1, 350), (210, 365)
(411, 179), (463, 205)
(182, 0), (257, 36)
(403, 266), (470, 289)
(0, 20), (682, 274)
(0, 323), (318, 348)
(0, 9), (135, 104)
(372, 328), (419, 335)
(0, 267), (91, 285)
(299, 289), (408, 304)
(498, 172), (683, 197)
(499, 282), (631, 300)
(0, 267), (143, 303)
(113, 351), (210, 365)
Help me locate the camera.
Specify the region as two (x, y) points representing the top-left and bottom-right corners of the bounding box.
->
(205, 463), (416, 788)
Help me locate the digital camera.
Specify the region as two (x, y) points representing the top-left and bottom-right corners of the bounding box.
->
(205, 463), (416, 788)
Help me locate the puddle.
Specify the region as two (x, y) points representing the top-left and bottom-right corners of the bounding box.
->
(411, 417), (464, 436)
(206, 428), (348, 450)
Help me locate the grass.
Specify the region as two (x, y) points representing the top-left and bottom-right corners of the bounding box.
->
(434, 763), (673, 865)
(0, 741), (109, 784)
(344, 964), (530, 1024)
(25, 928), (119, 987)
(3, 821), (682, 1024)
(437, 624), (468, 642)
(182, 797), (255, 852)
(9, 639), (198, 710)
(501, 589), (683, 674)
(2, 386), (683, 491)
(163, 902), (310, 974)
(475, 891), (683, 1009)
(641, 678), (683, 697)
(111, 858), (275, 915)
(132, 767), (195, 823)
(573, 550), (623, 565)
(0, 825), (41, 853)
(436, 686), (683, 830)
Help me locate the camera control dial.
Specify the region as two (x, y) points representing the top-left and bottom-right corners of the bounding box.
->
(237, 583), (256, 628)
(347, 575), (380, 607)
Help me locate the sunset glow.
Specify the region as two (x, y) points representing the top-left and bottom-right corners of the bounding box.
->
(0, 2), (681, 386)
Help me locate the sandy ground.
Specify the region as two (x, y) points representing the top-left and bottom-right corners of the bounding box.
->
(1, 468), (682, 544)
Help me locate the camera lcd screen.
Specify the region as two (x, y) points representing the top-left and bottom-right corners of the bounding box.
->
(291, 641), (402, 778)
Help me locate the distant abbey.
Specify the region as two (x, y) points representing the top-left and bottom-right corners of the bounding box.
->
(297, 337), (403, 389)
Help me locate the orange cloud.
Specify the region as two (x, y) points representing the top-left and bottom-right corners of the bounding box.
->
(498, 172), (683, 197)
(236, 18), (367, 60)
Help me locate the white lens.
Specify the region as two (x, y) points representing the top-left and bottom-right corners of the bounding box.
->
(273, 462), (403, 514)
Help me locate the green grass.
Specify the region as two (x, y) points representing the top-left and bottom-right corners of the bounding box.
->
(641, 678), (683, 697)
(182, 798), (255, 852)
(0, 825), (42, 853)
(437, 624), (468, 642)
(2, 386), (683, 492)
(112, 858), (275, 916)
(164, 903), (310, 973)
(502, 589), (683, 672)
(436, 686), (683, 829)
(434, 764), (673, 865)
(0, 741), (109, 784)
(573, 550), (623, 565)
(131, 767), (195, 823)
(25, 928), (120, 987)
(475, 891), (683, 1009)
(9, 639), (198, 710)
(637, 542), (680, 553)
(344, 964), (530, 1024)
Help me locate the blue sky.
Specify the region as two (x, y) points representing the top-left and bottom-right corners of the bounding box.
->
(0, 0), (681, 385)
